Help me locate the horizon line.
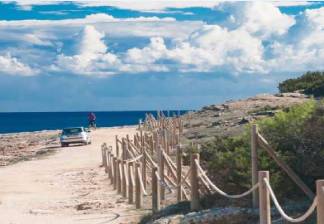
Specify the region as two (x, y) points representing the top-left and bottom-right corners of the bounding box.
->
(0, 109), (193, 113)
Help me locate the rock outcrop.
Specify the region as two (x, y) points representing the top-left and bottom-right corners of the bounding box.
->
(182, 93), (309, 143)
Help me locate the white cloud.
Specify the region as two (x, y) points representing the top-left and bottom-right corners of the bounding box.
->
(0, 12), (202, 41)
(125, 37), (167, 64)
(8, 0), (318, 11)
(45, 3), (324, 76)
(124, 25), (266, 74)
(54, 25), (120, 76)
(0, 30), (55, 47)
(78, 25), (107, 55)
(267, 7), (324, 72)
(23, 33), (53, 46)
(220, 2), (295, 39)
(8, 0), (220, 11)
(1, 1), (323, 78)
(0, 13), (175, 27)
(0, 54), (37, 76)
(271, 1), (315, 7)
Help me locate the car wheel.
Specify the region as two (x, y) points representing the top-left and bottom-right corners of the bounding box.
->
(61, 143), (68, 147)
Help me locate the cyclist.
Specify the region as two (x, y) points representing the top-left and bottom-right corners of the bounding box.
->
(88, 112), (96, 129)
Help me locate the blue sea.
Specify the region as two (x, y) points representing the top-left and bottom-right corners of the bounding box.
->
(0, 111), (187, 134)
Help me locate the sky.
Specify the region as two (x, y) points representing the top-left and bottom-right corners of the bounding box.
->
(0, 1), (323, 112)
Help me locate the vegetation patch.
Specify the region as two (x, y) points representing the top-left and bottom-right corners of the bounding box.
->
(200, 100), (324, 202)
(279, 71), (324, 96)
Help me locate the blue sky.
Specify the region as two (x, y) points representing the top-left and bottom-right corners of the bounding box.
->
(0, 1), (323, 112)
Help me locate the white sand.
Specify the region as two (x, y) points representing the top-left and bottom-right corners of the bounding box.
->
(0, 127), (148, 224)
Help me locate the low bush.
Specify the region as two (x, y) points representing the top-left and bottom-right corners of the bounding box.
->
(278, 71), (324, 96)
(200, 100), (324, 201)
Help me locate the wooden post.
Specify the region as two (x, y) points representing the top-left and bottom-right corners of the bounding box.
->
(109, 153), (114, 185)
(176, 130), (180, 146)
(122, 161), (127, 197)
(251, 124), (258, 208)
(140, 129), (144, 147)
(317, 180), (324, 224)
(163, 130), (168, 154)
(135, 163), (143, 209)
(122, 138), (126, 160)
(172, 126), (176, 149)
(152, 166), (160, 213)
(128, 162), (134, 204)
(259, 171), (271, 224)
(102, 146), (107, 170)
(140, 131), (146, 189)
(126, 134), (131, 156)
(107, 151), (111, 179)
(176, 144), (183, 202)
(190, 153), (200, 211)
(154, 131), (159, 151)
(115, 136), (119, 158)
(142, 148), (147, 189)
(178, 117), (182, 135)
(113, 157), (117, 189)
(117, 159), (122, 194)
(158, 145), (165, 200)
(101, 144), (104, 166)
(150, 135), (154, 155)
(133, 134), (137, 147)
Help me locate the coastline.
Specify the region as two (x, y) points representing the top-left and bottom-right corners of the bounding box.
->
(0, 125), (137, 136)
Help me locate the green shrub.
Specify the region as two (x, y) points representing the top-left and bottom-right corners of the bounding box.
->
(200, 100), (324, 202)
(278, 71), (324, 96)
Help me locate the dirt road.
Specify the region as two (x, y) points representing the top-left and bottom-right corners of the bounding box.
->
(0, 127), (148, 224)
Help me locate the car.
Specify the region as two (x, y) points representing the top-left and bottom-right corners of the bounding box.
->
(60, 127), (91, 147)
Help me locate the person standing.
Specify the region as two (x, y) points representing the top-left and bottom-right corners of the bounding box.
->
(88, 112), (96, 129)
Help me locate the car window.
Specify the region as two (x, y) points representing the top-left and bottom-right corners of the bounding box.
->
(63, 128), (82, 135)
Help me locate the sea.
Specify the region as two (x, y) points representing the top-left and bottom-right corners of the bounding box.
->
(0, 111), (188, 134)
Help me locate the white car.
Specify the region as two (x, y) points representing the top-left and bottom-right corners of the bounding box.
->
(60, 127), (91, 147)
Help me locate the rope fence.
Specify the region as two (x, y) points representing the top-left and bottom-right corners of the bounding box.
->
(264, 178), (318, 223)
(99, 113), (324, 224)
(195, 159), (260, 199)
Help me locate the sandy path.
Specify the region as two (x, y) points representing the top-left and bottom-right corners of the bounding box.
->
(0, 127), (148, 224)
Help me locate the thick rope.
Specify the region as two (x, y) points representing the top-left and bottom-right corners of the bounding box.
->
(118, 163), (123, 183)
(162, 150), (191, 188)
(125, 154), (143, 163)
(144, 150), (157, 167)
(195, 159), (259, 199)
(181, 167), (191, 187)
(127, 141), (141, 155)
(162, 151), (178, 181)
(264, 178), (317, 223)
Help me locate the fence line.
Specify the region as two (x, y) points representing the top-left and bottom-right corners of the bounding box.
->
(195, 159), (260, 199)
(100, 112), (323, 223)
(264, 178), (317, 223)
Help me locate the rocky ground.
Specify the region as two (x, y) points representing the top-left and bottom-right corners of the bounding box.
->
(148, 204), (315, 224)
(0, 130), (60, 166)
(181, 92), (309, 144)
